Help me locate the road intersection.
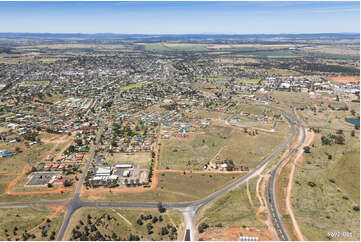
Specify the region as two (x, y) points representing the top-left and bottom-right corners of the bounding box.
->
(0, 108), (298, 241)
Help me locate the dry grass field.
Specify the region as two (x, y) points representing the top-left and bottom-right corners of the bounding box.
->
(64, 207), (184, 241)
(0, 206), (65, 241)
(195, 177), (267, 241)
(291, 129), (360, 241)
(159, 125), (231, 170)
(105, 152), (151, 167)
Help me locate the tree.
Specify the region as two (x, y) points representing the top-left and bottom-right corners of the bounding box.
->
(198, 223), (209, 233)
(64, 179), (73, 187)
(157, 202), (166, 213)
(161, 227), (169, 235)
(303, 146), (311, 153)
(75, 139), (83, 146)
(152, 216), (158, 224)
(137, 219), (143, 225)
(334, 135), (345, 145)
(321, 136), (331, 145)
(90, 224), (97, 232)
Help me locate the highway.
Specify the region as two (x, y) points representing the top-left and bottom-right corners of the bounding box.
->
(265, 108), (305, 241)
(0, 107), (297, 241)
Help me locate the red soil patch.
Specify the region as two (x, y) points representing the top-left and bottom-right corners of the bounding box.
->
(200, 227), (273, 241)
(330, 76), (360, 83)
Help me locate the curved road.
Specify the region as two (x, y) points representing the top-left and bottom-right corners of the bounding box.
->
(0, 107), (297, 241)
(266, 108), (305, 241)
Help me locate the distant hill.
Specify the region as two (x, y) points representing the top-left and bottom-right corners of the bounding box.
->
(0, 32), (359, 40)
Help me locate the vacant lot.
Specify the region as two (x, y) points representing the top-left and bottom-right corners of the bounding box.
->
(0, 206), (65, 241)
(216, 124), (289, 168)
(196, 177), (265, 240)
(19, 80), (49, 87)
(106, 152), (151, 168)
(64, 207), (184, 241)
(0, 143), (54, 173)
(0, 175), (17, 195)
(82, 172), (242, 203)
(160, 125), (231, 170)
(0, 192), (73, 203)
(119, 82), (147, 91)
(291, 129), (360, 241)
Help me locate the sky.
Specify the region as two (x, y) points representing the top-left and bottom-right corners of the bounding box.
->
(0, 1), (359, 34)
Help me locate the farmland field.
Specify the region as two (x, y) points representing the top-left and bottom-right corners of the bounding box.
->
(141, 43), (209, 52)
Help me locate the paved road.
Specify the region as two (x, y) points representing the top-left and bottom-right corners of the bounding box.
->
(0, 108), (296, 241)
(56, 111), (106, 240)
(265, 108), (305, 241)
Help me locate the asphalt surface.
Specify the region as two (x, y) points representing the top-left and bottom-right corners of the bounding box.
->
(266, 108), (305, 241)
(0, 107), (297, 241)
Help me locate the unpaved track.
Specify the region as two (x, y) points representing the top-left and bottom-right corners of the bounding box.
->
(285, 130), (314, 241)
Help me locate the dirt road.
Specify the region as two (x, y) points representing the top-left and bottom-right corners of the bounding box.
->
(285, 130), (314, 241)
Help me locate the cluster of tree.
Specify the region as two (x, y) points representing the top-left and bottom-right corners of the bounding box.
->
(161, 224), (178, 240)
(137, 213), (163, 226)
(301, 63), (360, 76)
(321, 133), (345, 145)
(148, 158), (155, 183)
(23, 131), (39, 142)
(64, 179), (73, 187)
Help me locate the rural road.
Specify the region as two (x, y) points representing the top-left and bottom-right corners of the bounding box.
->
(0, 107), (297, 241)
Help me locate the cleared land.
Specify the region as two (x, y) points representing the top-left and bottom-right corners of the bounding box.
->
(64, 207), (184, 241)
(160, 120), (289, 170)
(105, 152), (151, 167)
(159, 125), (231, 170)
(216, 124), (290, 168)
(119, 82), (148, 91)
(196, 177), (270, 240)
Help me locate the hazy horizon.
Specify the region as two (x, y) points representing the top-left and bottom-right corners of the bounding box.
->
(0, 1), (359, 34)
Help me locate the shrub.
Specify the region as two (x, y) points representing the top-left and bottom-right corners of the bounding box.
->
(198, 223), (209, 233)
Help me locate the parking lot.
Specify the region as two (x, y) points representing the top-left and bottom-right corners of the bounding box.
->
(26, 171), (62, 186)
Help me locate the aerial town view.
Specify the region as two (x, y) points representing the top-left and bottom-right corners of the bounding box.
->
(0, 1), (359, 242)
